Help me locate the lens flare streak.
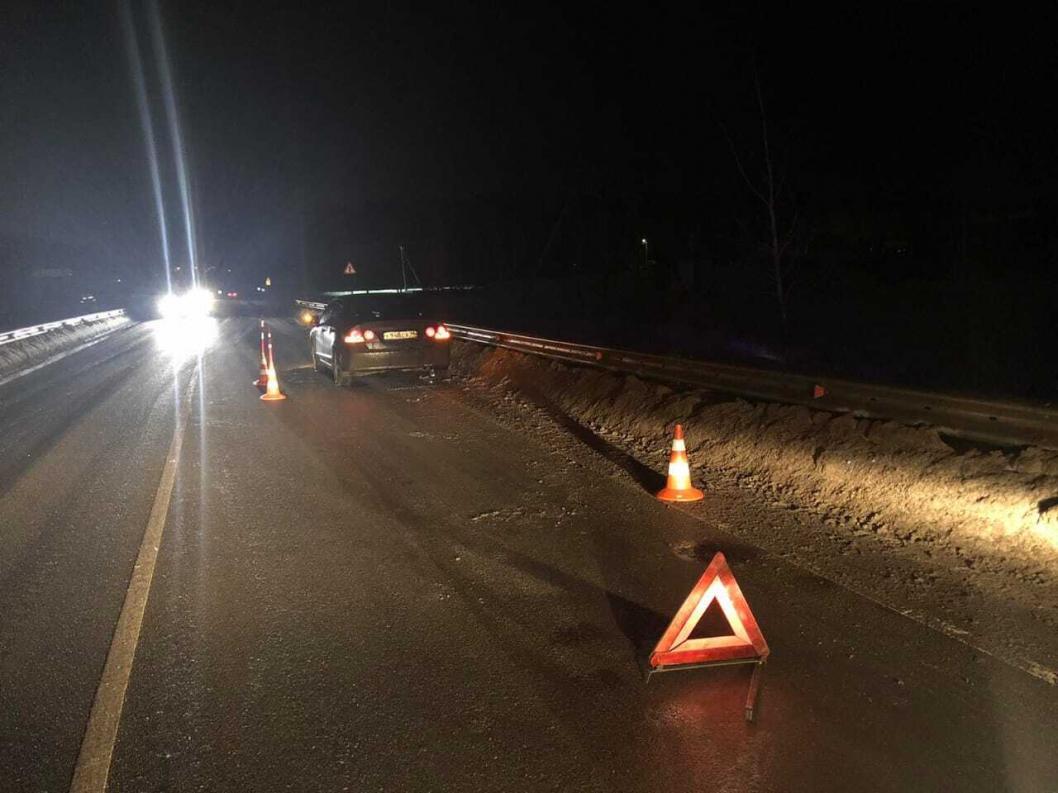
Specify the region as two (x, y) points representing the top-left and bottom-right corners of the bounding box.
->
(119, 1), (172, 293)
(147, 0), (199, 287)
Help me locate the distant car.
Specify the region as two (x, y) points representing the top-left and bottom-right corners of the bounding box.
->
(309, 294), (451, 384)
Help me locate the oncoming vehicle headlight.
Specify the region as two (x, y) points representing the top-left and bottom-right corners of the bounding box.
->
(156, 288), (215, 319)
(157, 293), (181, 319)
(184, 288), (215, 317)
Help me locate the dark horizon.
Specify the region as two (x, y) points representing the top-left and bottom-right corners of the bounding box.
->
(2, 1), (1055, 394)
(4, 10), (1058, 791)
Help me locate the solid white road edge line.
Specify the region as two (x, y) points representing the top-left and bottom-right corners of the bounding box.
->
(68, 365), (197, 793)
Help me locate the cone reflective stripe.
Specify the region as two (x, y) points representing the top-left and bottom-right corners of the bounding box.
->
(260, 328), (287, 401)
(657, 424), (703, 502)
(254, 321), (269, 387)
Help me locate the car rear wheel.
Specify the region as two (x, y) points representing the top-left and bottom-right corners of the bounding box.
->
(331, 345), (349, 386)
(311, 341), (323, 373)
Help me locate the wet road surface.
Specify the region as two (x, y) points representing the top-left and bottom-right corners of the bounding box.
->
(1, 317), (1056, 792)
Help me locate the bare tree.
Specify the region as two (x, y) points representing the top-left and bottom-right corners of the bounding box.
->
(727, 70), (798, 328)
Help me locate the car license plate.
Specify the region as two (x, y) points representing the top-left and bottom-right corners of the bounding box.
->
(383, 330), (418, 340)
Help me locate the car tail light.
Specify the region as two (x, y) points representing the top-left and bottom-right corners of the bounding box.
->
(434, 323), (451, 340)
(346, 328), (377, 343)
(425, 326), (436, 338)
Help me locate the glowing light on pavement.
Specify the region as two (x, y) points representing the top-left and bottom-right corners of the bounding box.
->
(152, 317), (218, 361)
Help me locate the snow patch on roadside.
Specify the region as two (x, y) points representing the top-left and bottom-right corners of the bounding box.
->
(452, 341), (1058, 681)
(0, 315), (131, 384)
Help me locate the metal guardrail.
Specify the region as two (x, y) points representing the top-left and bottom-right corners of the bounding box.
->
(317, 285), (478, 298)
(0, 309), (127, 347)
(444, 324), (1058, 450)
(291, 298), (1057, 448)
(295, 288), (475, 310)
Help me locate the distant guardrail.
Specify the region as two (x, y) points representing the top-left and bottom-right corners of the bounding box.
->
(444, 324), (1058, 451)
(0, 309), (127, 346)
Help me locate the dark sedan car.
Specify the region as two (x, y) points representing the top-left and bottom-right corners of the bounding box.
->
(309, 293), (451, 384)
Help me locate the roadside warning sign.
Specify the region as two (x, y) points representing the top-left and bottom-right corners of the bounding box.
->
(647, 552), (769, 720)
(344, 262), (356, 275)
(650, 552), (769, 668)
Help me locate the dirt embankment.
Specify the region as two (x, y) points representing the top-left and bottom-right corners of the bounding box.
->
(451, 341), (1058, 682)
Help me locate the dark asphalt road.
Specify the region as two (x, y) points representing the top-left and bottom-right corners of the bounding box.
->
(1, 317), (1056, 792)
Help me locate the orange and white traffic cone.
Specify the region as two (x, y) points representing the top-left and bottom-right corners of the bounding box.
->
(657, 424), (703, 502)
(254, 321), (269, 388)
(260, 329), (286, 401)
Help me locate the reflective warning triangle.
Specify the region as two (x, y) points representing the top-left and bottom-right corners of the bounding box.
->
(344, 262), (356, 275)
(650, 552), (769, 668)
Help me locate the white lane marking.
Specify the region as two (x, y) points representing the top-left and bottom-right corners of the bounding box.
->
(69, 367), (196, 793)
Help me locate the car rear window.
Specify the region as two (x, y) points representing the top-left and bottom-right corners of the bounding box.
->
(340, 295), (429, 321)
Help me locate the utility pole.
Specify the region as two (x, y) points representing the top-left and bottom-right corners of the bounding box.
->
(399, 244), (408, 291)
(401, 244), (422, 288)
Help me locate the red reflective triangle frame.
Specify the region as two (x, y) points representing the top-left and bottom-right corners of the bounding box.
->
(650, 552), (769, 668)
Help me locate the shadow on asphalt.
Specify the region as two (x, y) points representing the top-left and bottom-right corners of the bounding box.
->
(273, 322), (764, 673)
(434, 356), (770, 667)
(503, 371), (667, 496)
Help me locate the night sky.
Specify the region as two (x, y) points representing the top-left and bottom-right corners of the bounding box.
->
(3, 2), (1056, 295)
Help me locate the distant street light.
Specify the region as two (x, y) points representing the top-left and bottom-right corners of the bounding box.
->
(641, 238), (649, 270)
